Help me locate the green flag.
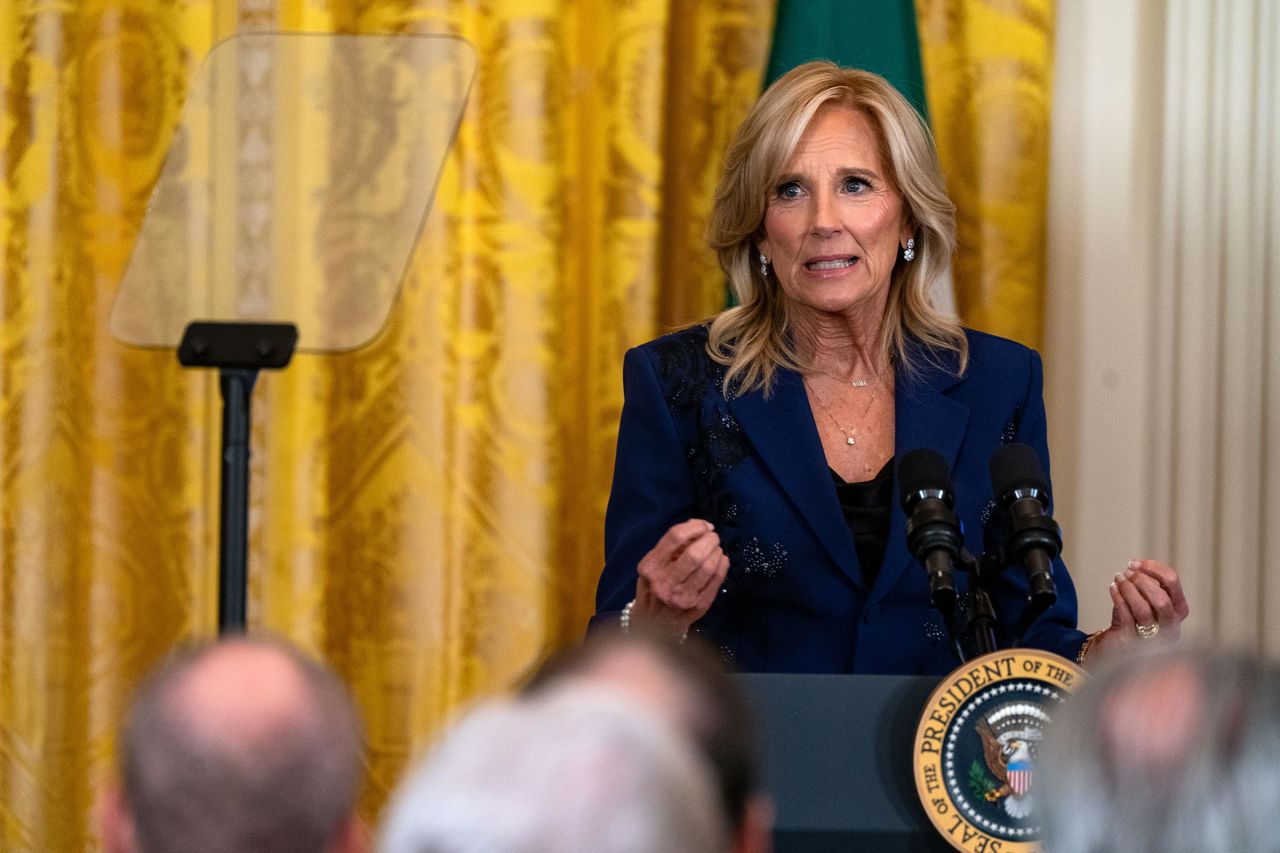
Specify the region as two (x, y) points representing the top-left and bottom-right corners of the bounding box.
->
(765, 0), (929, 121)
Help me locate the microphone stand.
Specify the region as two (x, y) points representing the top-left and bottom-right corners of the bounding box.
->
(962, 551), (1000, 658)
(945, 547), (1057, 663)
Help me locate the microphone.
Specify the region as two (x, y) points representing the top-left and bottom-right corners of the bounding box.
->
(988, 443), (1061, 610)
(899, 449), (962, 615)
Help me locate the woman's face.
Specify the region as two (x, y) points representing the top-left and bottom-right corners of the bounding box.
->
(759, 105), (911, 321)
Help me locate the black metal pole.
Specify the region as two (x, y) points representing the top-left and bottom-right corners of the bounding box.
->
(218, 368), (258, 633)
(179, 321), (296, 634)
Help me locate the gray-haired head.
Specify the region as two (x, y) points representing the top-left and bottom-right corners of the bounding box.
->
(1040, 645), (1280, 853)
(378, 687), (729, 853)
(115, 635), (365, 853)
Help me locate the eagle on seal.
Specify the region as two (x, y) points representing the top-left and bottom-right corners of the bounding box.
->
(976, 717), (1035, 819)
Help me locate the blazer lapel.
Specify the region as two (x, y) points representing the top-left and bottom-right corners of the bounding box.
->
(871, 354), (971, 606)
(728, 369), (864, 588)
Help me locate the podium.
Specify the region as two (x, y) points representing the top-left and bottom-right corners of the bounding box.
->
(738, 673), (952, 852)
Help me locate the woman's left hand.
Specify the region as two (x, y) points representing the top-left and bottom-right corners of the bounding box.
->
(1083, 559), (1190, 664)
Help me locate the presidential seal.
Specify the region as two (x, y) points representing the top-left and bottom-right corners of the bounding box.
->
(914, 649), (1084, 852)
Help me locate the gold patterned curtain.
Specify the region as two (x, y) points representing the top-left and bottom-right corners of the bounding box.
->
(0, 1), (772, 848)
(917, 0), (1054, 348)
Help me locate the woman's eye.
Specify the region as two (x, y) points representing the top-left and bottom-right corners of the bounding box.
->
(843, 176), (870, 193)
(775, 182), (803, 200)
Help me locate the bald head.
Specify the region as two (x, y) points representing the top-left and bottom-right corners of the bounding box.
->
(167, 640), (318, 758)
(114, 637), (365, 853)
(569, 643), (695, 726)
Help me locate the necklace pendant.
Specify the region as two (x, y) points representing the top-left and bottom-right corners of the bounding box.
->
(846, 436), (856, 446)
(850, 379), (868, 388)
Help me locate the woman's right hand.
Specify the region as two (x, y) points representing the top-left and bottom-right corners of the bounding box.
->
(631, 519), (729, 636)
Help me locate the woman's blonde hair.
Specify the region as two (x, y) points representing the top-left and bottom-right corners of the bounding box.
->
(706, 61), (967, 396)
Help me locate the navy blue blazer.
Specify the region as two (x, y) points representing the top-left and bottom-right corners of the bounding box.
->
(593, 326), (1087, 674)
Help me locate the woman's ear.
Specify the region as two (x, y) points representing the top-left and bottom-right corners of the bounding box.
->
(755, 235), (772, 262)
(900, 215), (917, 248)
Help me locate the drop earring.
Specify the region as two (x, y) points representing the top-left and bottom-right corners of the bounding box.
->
(902, 238), (915, 262)
(759, 253), (770, 278)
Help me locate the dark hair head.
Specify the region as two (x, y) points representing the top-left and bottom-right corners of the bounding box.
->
(119, 635), (365, 853)
(524, 628), (762, 828)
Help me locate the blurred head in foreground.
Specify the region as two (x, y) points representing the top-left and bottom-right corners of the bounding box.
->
(100, 635), (367, 853)
(1040, 645), (1280, 853)
(523, 629), (772, 853)
(378, 687), (728, 853)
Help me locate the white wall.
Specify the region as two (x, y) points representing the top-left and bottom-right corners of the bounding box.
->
(1045, 0), (1280, 651)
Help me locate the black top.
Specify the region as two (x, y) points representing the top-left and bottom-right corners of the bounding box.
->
(830, 457), (894, 587)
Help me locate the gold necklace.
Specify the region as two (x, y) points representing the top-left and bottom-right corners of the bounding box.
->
(815, 365), (884, 388)
(805, 376), (881, 446)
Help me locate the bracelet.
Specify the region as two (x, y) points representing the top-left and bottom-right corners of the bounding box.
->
(1076, 629), (1105, 668)
(619, 599), (688, 643)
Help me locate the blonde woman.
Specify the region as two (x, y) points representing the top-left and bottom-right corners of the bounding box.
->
(592, 62), (1187, 674)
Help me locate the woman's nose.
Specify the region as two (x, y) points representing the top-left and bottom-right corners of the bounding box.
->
(809, 189), (841, 236)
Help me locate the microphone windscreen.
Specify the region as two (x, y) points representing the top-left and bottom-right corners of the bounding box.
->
(898, 448), (954, 510)
(988, 443), (1050, 500)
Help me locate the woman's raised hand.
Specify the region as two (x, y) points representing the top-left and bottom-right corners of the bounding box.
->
(631, 520), (730, 636)
(1083, 558), (1190, 665)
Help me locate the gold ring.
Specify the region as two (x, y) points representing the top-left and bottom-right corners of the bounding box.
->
(1136, 622), (1160, 640)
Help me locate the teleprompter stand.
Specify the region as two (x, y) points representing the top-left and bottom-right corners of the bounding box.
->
(110, 34), (475, 634)
(178, 321), (297, 632)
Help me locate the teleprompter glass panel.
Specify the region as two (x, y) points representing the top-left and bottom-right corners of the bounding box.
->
(111, 33), (475, 352)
